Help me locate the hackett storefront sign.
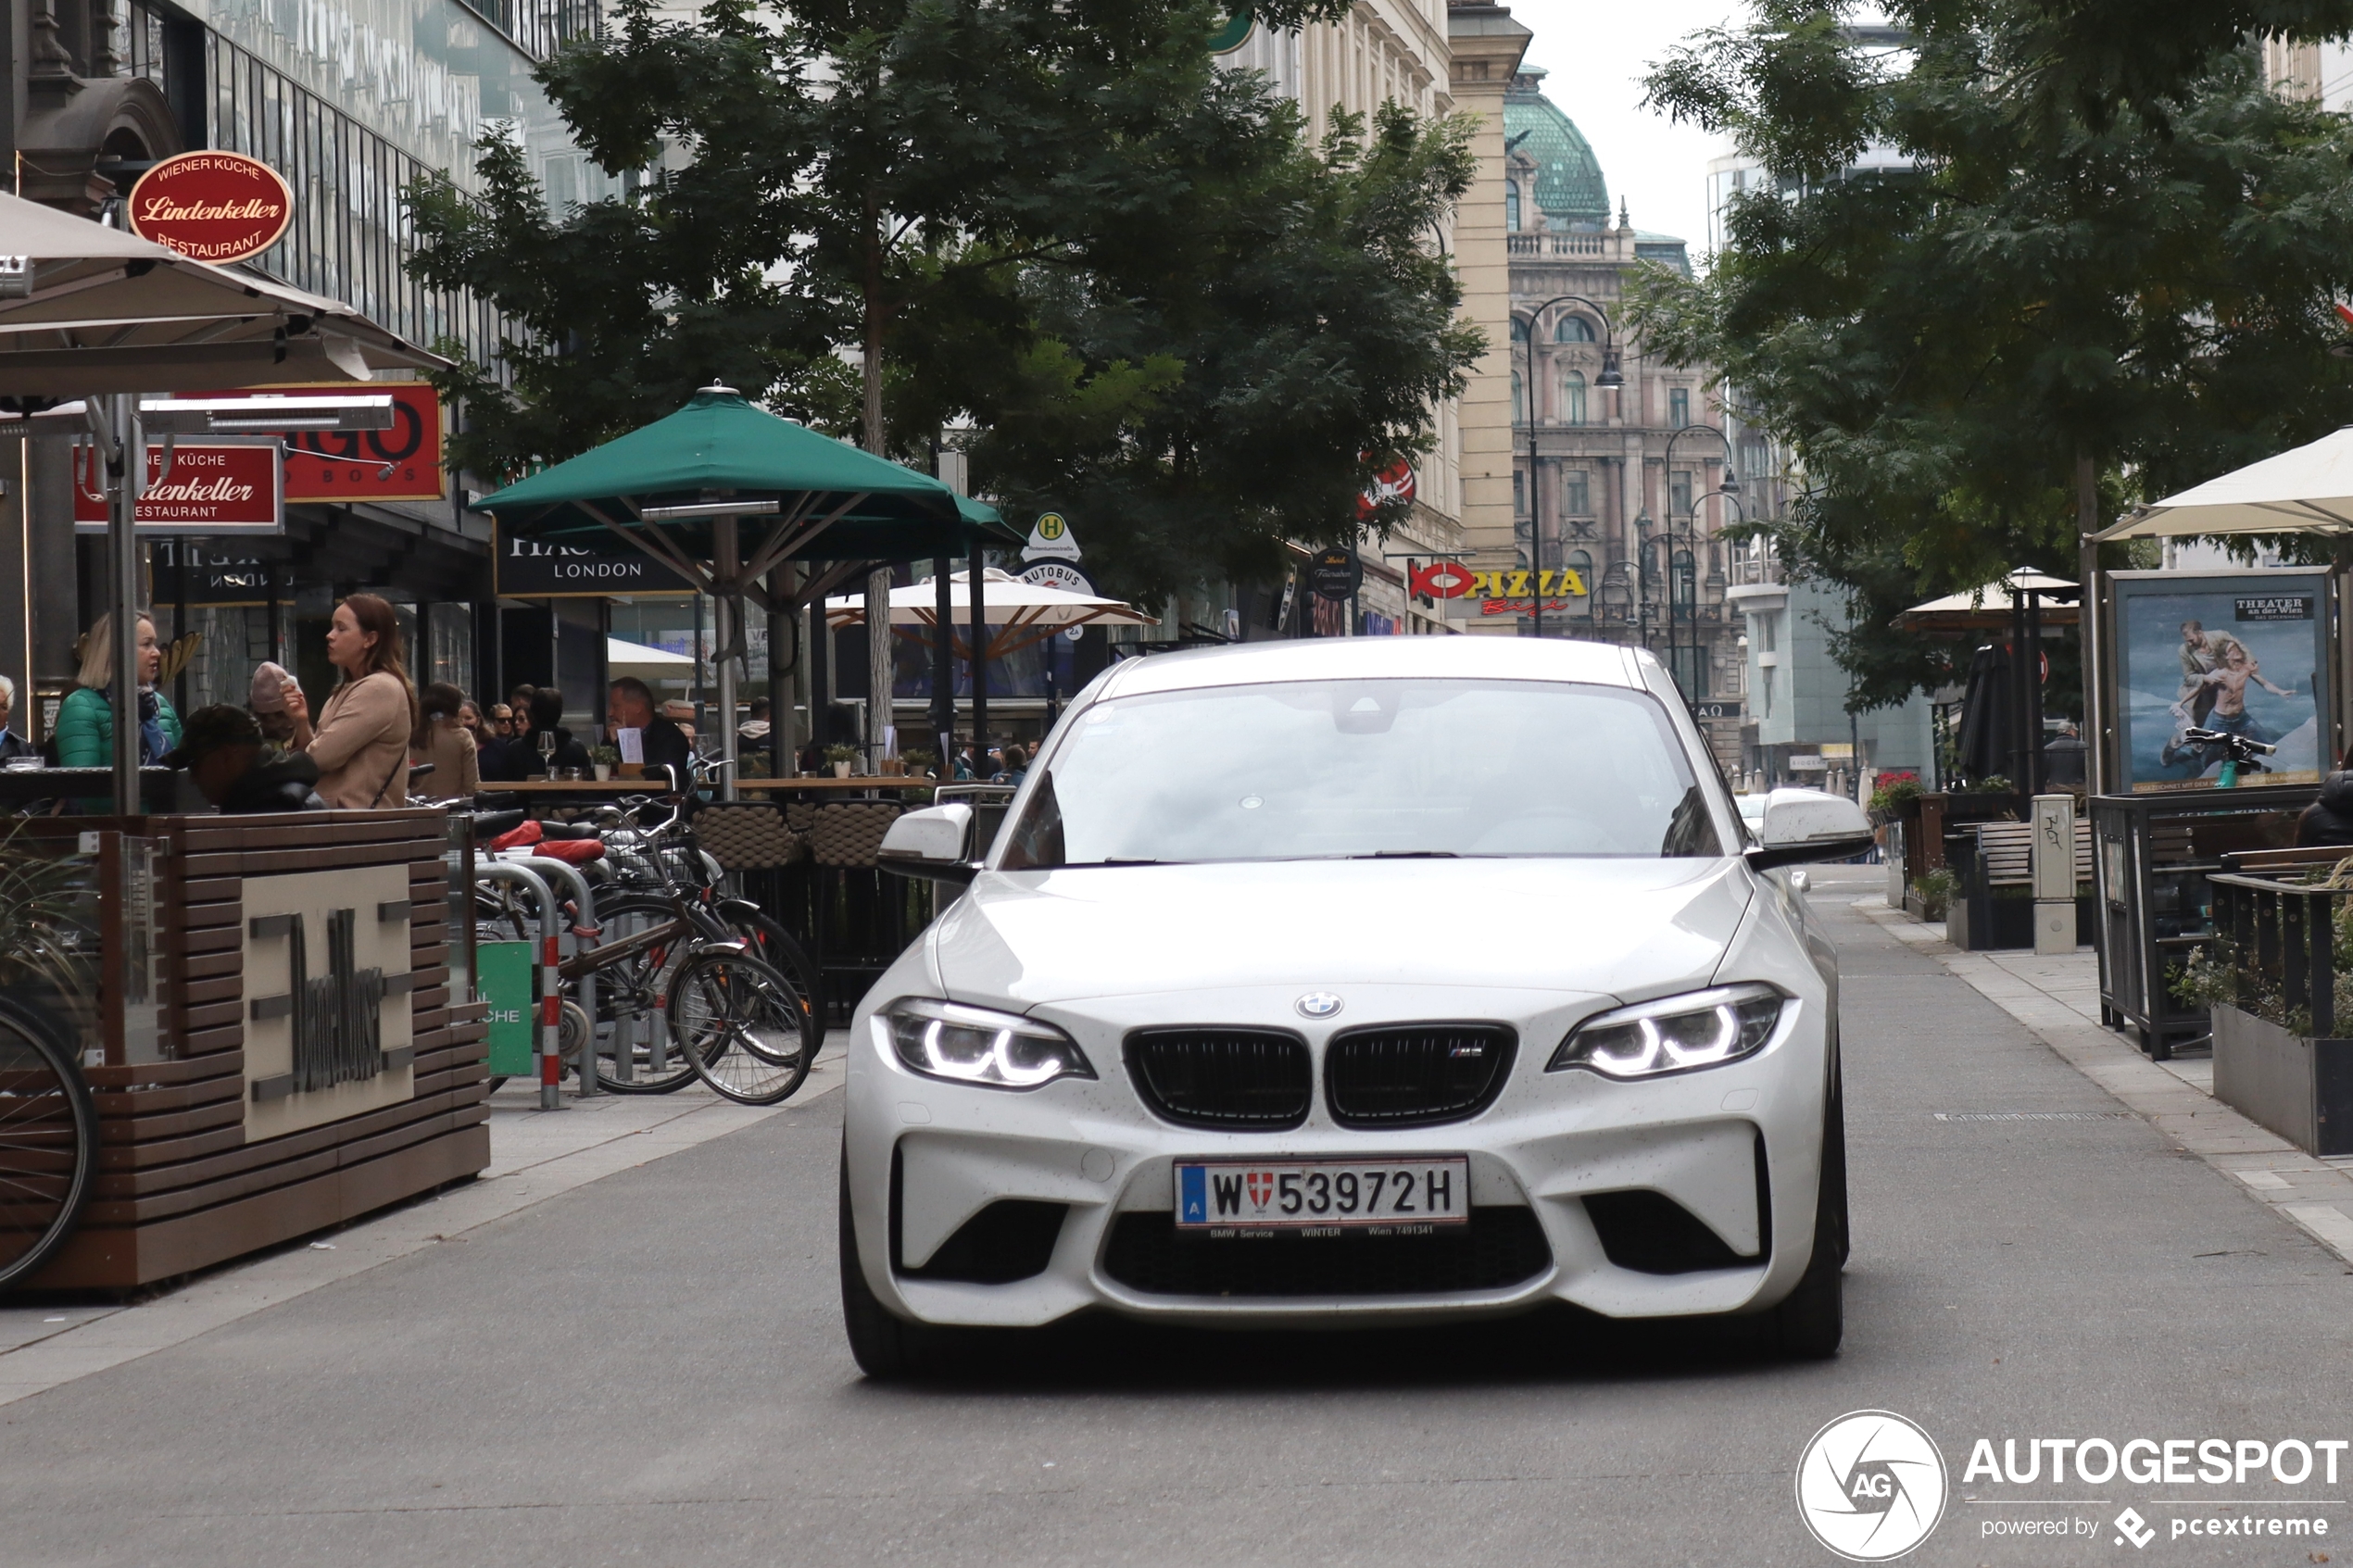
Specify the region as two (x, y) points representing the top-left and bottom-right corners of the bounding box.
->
(127, 153), (294, 263)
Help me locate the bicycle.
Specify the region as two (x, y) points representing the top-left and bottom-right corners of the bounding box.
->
(472, 778), (824, 1104)
(2178, 726), (2277, 788)
(0, 995), (97, 1292)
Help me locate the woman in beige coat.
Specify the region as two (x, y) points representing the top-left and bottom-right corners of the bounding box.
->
(283, 594), (420, 809)
(410, 681), (481, 798)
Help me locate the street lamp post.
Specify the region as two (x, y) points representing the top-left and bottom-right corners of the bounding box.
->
(1658, 421), (1740, 702)
(1512, 294), (1624, 640)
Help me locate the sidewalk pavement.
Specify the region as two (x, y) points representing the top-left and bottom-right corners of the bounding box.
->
(0, 1035), (850, 1408)
(1849, 896), (2353, 1269)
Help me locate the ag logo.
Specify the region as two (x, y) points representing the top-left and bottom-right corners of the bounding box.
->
(1794, 1410), (1947, 1561)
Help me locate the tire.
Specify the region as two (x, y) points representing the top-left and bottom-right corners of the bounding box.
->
(839, 1147), (950, 1379)
(0, 997), (97, 1294)
(667, 947), (814, 1105)
(1768, 1084), (1848, 1361)
(715, 903), (825, 1065)
(587, 897), (709, 1095)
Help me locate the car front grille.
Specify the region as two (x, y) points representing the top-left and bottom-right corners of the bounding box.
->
(1125, 1029), (1312, 1131)
(1324, 1024), (1516, 1128)
(1101, 1207), (1553, 1297)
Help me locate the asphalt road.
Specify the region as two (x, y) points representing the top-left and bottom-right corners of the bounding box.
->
(5, 869), (2352, 1567)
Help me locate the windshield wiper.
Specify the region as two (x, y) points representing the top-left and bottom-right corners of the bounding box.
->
(1350, 850), (1460, 859)
(1071, 858), (1176, 867)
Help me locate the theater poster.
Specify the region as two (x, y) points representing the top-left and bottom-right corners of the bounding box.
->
(2109, 570), (2334, 794)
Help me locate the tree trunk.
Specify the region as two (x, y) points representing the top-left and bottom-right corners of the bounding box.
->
(862, 196), (886, 457)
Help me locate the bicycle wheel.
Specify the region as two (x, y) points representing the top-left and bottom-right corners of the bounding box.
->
(0, 998), (96, 1293)
(713, 903), (824, 1065)
(584, 897), (711, 1094)
(665, 947), (814, 1106)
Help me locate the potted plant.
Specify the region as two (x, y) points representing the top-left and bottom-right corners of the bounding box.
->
(590, 743), (620, 782)
(1866, 771), (1922, 826)
(825, 743), (862, 779)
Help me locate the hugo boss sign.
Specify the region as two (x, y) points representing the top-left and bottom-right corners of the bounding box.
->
(184, 383), (447, 504)
(127, 152), (294, 264)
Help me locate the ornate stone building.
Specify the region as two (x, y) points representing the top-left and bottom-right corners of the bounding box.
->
(1500, 68), (1746, 766)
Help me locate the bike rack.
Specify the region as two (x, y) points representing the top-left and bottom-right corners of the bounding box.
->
(475, 861), (563, 1110)
(516, 856), (598, 1098)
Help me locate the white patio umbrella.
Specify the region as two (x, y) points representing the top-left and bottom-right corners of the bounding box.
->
(1896, 570), (2080, 631)
(824, 568), (1156, 660)
(0, 190), (441, 395)
(2094, 427), (2353, 540)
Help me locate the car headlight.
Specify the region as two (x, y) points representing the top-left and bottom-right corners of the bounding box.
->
(1547, 984), (1785, 1079)
(880, 998), (1096, 1090)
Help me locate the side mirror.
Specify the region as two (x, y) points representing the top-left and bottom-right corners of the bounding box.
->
(1745, 788), (1875, 872)
(878, 803), (980, 884)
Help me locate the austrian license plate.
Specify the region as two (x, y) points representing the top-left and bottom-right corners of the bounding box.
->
(1173, 1157), (1470, 1234)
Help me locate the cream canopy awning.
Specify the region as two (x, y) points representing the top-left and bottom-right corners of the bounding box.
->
(0, 191), (444, 396)
(824, 568), (1156, 659)
(1895, 571), (2079, 631)
(2094, 427), (2353, 541)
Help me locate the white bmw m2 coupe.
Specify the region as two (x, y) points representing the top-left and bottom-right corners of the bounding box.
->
(840, 635), (1870, 1376)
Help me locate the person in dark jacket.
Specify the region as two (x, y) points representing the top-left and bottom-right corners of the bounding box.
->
(164, 705), (325, 814)
(521, 689), (593, 776)
(2298, 770), (2353, 847)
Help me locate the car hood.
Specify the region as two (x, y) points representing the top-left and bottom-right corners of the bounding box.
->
(928, 858), (1755, 1009)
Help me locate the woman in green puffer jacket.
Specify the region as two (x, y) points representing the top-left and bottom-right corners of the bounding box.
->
(54, 611), (182, 774)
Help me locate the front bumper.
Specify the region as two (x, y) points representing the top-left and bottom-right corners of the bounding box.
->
(844, 978), (1831, 1330)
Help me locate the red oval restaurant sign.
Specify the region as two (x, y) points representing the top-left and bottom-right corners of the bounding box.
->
(127, 152), (293, 264)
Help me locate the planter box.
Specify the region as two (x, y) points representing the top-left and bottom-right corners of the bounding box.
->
(2213, 1003), (2353, 1157)
(1947, 891), (2095, 951)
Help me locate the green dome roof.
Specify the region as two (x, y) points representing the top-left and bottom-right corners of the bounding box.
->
(1504, 69), (1609, 229)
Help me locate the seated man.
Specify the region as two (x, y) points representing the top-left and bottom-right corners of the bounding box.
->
(608, 676), (694, 784)
(164, 705), (324, 813)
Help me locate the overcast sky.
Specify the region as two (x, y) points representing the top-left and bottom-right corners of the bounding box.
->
(1510, 0), (1744, 262)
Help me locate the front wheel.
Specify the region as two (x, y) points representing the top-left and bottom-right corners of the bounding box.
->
(0, 997), (97, 1293)
(839, 1147), (951, 1379)
(666, 947), (814, 1106)
(1767, 1088), (1848, 1360)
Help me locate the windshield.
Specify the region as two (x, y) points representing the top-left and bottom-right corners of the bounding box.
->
(997, 677), (1723, 868)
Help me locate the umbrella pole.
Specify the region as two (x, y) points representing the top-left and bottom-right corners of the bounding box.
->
(931, 558), (954, 771)
(109, 393), (143, 818)
(968, 543), (988, 770)
(715, 514), (738, 802)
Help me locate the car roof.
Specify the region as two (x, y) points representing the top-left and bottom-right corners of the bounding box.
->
(1089, 634), (1648, 700)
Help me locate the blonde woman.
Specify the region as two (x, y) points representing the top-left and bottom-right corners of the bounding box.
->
(283, 595), (420, 809)
(55, 610), (180, 768)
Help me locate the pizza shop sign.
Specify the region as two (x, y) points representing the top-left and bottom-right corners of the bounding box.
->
(1410, 559), (1588, 616)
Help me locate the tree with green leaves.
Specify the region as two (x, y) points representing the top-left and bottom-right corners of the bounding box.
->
(1628, 0), (2353, 712)
(408, 0), (1481, 603)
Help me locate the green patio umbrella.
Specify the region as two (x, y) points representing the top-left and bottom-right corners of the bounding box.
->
(478, 385), (1019, 795)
